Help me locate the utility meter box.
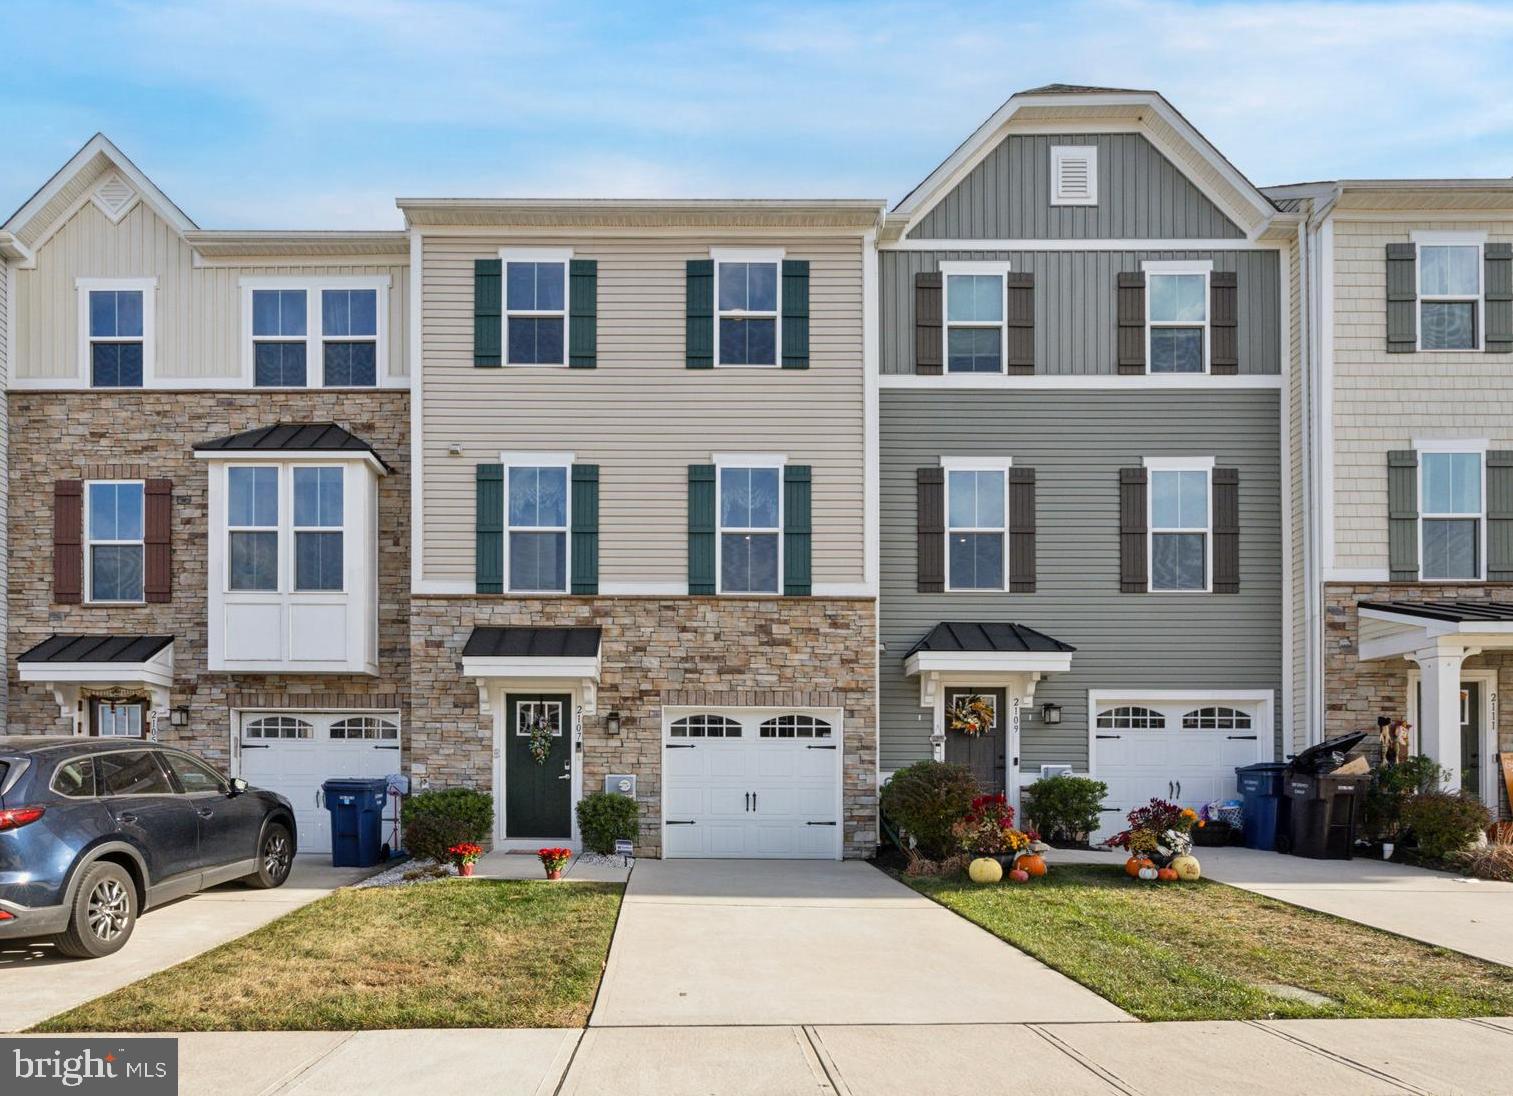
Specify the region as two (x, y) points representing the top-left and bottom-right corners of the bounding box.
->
(605, 774), (636, 798)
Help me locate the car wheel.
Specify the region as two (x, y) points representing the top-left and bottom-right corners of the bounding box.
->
(245, 823), (293, 889)
(54, 862), (137, 959)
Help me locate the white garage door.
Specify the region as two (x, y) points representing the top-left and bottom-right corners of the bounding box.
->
(662, 710), (843, 859)
(237, 711), (402, 855)
(1090, 697), (1269, 844)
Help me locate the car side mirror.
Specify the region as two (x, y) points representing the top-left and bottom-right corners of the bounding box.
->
(228, 777), (249, 797)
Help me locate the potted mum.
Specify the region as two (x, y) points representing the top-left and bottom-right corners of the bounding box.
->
(538, 847), (572, 880)
(449, 842), (483, 877)
(951, 794), (1039, 874)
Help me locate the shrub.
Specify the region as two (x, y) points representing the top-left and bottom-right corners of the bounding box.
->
(880, 761), (978, 860)
(576, 791), (640, 854)
(1400, 791), (1491, 860)
(1362, 755), (1448, 841)
(1022, 775), (1109, 844)
(401, 788), (493, 864)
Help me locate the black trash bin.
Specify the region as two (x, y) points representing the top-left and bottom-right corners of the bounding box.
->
(1234, 762), (1289, 851)
(1280, 732), (1369, 859)
(321, 777), (389, 868)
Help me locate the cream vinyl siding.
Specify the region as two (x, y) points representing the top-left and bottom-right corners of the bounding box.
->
(420, 234), (866, 586)
(1286, 233), (1307, 749)
(1332, 218), (1513, 572)
(14, 200), (407, 383)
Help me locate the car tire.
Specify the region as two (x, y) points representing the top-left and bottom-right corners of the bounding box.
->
(54, 862), (137, 959)
(244, 823), (293, 889)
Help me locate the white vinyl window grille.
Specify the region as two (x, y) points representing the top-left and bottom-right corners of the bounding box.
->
(1096, 706), (1167, 730)
(942, 262), (1009, 374)
(1182, 706), (1252, 730)
(1420, 450), (1483, 580)
(504, 251), (569, 366)
(1148, 462), (1212, 592)
(669, 714), (743, 738)
(86, 481), (144, 603)
(759, 714), (833, 739)
(293, 467), (344, 592)
(251, 289), (308, 386)
(507, 464), (569, 592)
(1417, 238), (1482, 351)
(718, 465), (782, 594)
(714, 250), (781, 367)
(242, 715), (313, 740)
(329, 716), (398, 741)
(1144, 262), (1210, 374)
(1050, 145), (1097, 206)
(945, 464), (1008, 591)
(95, 700), (144, 738)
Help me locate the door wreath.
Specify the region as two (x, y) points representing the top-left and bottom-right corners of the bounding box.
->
(524, 711), (557, 764)
(948, 694), (996, 738)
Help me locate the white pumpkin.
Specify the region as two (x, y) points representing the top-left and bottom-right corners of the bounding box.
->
(1171, 854), (1202, 881)
(968, 857), (1003, 885)
(1137, 865), (1159, 881)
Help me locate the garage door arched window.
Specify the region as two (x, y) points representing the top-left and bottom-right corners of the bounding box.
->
(759, 714), (833, 739)
(670, 714), (742, 738)
(1181, 706), (1251, 730)
(243, 715), (313, 740)
(1096, 706), (1166, 730)
(330, 716), (399, 740)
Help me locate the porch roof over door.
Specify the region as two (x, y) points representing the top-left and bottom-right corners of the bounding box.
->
(904, 621), (1075, 677)
(1357, 600), (1513, 661)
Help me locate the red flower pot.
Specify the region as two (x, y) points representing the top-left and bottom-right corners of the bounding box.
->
(458, 862), (475, 877)
(547, 869), (563, 880)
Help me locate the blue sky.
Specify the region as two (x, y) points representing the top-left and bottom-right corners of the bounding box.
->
(3, 0), (1512, 229)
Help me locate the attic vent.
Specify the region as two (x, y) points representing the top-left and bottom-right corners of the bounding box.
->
(92, 174), (138, 223)
(1050, 146), (1097, 206)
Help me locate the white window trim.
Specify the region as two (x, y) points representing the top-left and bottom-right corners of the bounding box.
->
(1143, 456), (1214, 594)
(940, 260), (1012, 376)
(224, 464), (283, 594)
(84, 479), (145, 605)
(713, 454), (785, 595)
(499, 247), (574, 368)
(1141, 260), (1212, 376)
(1050, 145), (1098, 206)
(711, 247), (785, 369)
(1412, 231), (1487, 353)
(1414, 445), (1486, 582)
(292, 466), (346, 594)
(239, 275), (391, 388)
(76, 277), (156, 388)
(940, 455), (1012, 593)
(502, 455), (574, 595)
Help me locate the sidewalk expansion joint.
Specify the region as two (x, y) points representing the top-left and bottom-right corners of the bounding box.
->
(1247, 1020), (1428, 1095)
(1026, 1023), (1141, 1096)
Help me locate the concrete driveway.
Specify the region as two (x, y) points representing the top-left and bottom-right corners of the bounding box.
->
(589, 859), (1131, 1026)
(0, 856), (369, 1032)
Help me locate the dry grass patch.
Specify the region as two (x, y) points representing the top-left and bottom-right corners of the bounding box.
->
(34, 880), (623, 1032)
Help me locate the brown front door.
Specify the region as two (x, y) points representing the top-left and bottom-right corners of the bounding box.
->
(944, 687), (1007, 793)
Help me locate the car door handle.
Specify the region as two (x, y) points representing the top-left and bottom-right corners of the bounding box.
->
(196, 808), (214, 819)
(116, 812), (138, 824)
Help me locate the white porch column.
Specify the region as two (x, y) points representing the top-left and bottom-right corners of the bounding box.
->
(1412, 644), (1465, 793)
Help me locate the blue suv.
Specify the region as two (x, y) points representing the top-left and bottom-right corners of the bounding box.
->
(0, 736), (297, 958)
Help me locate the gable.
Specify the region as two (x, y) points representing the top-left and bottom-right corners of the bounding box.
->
(908, 132), (1244, 241)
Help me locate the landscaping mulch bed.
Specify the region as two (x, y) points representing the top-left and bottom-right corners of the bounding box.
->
(907, 863), (1513, 1022)
(33, 879), (623, 1032)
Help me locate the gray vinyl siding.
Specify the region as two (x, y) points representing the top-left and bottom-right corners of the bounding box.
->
(879, 390), (1283, 774)
(880, 249), (1281, 375)
(909, 133), (1244, 241)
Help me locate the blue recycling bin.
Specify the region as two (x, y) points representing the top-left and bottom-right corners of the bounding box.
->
(1234, 762), (1288, 851)
(321, 777), (388, 867)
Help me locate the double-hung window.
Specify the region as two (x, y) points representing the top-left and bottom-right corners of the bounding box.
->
(1144, 261), (1210, 374)
(1147, 458), (1212, 592)
(252, 289), (308, 386)
(944, 459), (1009, 591)
(245, 279), (385, 387)
(321, 290), (378, 385)
(718, 463), (781, 593)
(504, 250), (569, 366)
(293, 467), (344, 591)
(714, 250), (780, 367)
(227, 466), (279, 591)
(1416, 234), (1482, 351)
(1420, 449), (1482, 579)
(86, 481), (144, 602)
(81, 280), (150, 387)
(507, 463), (569, 591)
(942, 262), (1009, 374)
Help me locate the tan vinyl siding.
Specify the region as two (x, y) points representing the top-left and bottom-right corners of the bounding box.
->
(15, 201), (407, 383)
(1285, 233), (1308, 749)
(420, 233), (866, 587)
(1332, 218), (1513, 572)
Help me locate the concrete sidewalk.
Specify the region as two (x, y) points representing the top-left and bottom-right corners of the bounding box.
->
(21, 1019), (1513, 1095)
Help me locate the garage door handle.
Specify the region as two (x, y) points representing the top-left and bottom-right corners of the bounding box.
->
(374, 745), (400, 750)
(666, 820), (696, 825)
(1228, 735), (1258, 740)
(806, 744), (837, 750)
(241, 743), (270, 749)
(665, 743), (696, 750)
(806, 821), (836, 826)
(1095, 734), (1121, 740)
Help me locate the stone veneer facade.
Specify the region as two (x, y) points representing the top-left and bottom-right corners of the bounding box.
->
(410, 595), (877, 857)
(6, 391), (411, 767)
(1324, 582), (1513, 819)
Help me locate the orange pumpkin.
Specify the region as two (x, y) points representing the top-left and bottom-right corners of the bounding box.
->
(1156, 867), (1178, 882)
(1124, 857), (1143, 877)
(1016, 853), (1047, 877)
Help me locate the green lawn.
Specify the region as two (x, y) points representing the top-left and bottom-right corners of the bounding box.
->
(907, 864), (1513, 1021)
(34, 880), (623, 1032)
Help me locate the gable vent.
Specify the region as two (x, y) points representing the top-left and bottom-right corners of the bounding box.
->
(91, 174), (138, 223)
(1050, 146), (1097, 206)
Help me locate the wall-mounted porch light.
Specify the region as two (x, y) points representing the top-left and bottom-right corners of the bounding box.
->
(170, 705), (190, 727)
(1040, 703), (1063, 726)
(605, 710), (622, 736)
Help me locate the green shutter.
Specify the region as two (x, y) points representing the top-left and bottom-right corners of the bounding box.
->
(686, 260), (714, 369)
(475, 464), (504, 593)
(1485, 244), (1513, 354)
(474, 259), (502, 367)
(570, 464), (599, 593)
(1388, 450), (1419, 580)
(688, 465), (716, 593)
(781, 260), (810, 369)
(569, 259), (598, 368)
(1488, 452), (1513, 579)
(1386, 244), (1417, 353)
(783, 465), (812, 595)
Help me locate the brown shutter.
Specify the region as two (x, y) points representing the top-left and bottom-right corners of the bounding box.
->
(1117, 272), (1146, 374)
(914, 272), (943, 375)
(1005, 272), (1035, 375)
(1212, 468), (1239, 593)
(1119, 467), (1147, 593)
(1210, 271), (1238, 374)
(916, 467), (944, 592)
(1008, 466), (1036, 592)
(144, 478), (173, 603)
(54, 480), (83, 604)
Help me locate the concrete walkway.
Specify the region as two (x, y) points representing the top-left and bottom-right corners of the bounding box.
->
(0, 856), (370, 1032)
(589, 858), (1130, 1026)
(18, 1019), (1513, 1095)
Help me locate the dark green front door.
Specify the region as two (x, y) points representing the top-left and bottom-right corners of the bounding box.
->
(505, 694), (572, 838)
(1462, 682), (1482, 801)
